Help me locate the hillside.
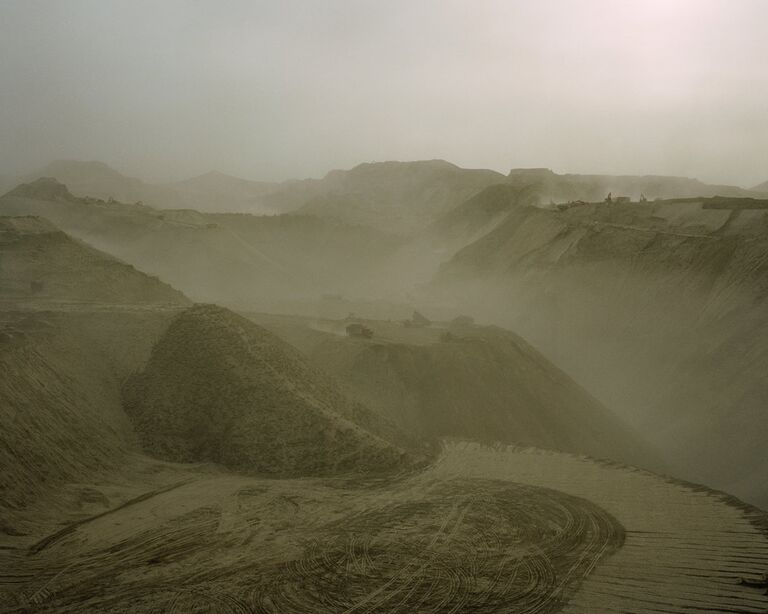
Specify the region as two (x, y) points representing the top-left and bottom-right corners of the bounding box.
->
(505, 167), (760, 204)
(24, 159), (505, 228)
(30, 160), (185, 208)
(163, 171), (280, 214)
(0, 178), (402, 304)
(247, 313), (655, 469)
(0, 308), (180, 530)
(432, 195), (768, 506)
(752, 179), (768, 193)
(0, 213), (188, 305)
(23, 160), (760, 236)
(432, 182), (541, 246)
(289, 160), (505, 234)
(124, 305), (422, 475)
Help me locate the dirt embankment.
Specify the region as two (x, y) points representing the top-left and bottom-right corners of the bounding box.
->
(431, 199), (768, 506)
(123, 305), (429, 477)
(246, 313), (655, 470)
(0, 309), (178, 533)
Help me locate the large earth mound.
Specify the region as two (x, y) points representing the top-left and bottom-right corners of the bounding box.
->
(123, 305), (420, 476)
(248, 314), (655, 470)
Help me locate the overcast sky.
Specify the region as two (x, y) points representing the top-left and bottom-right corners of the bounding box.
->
(1, 0), (766, 186)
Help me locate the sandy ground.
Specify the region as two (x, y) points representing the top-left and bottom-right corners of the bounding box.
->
(437, 442), (768, 613)
(1, 442), (766, 612)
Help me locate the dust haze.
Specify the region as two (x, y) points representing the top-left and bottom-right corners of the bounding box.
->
(2, 0), (768, 186)
(2, 2), (768, 613)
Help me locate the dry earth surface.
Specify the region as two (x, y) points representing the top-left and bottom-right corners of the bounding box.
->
(1, 442), (766, 613)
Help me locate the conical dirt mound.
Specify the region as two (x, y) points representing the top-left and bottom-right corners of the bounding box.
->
(123, 305), (415, 476)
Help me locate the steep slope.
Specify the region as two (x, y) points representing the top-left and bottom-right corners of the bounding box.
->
(432, 182), (541, 245)
(0, 214), (188, 305)
(247, 313), (655, 469)
(1, 178), (402, 304)
(123, 305), (420, 475)
(432, 196), (768, 506)
(164, 171), (279, 214)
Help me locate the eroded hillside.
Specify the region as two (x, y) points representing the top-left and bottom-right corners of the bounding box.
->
(432, 196), (768, 506)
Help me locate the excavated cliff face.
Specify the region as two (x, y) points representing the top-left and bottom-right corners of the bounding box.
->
(432, 197), (768, 506)
(123, 305), (421, 476)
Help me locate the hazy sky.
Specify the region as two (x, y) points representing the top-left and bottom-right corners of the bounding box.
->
(1, 0), (766, 186)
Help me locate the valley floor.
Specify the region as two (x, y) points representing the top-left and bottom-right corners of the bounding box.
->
(1, 442), (766, 613)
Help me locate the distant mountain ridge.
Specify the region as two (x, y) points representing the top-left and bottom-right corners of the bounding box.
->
(31, 160), (185, 208)
(18, 159), (762, 235)
(505, 167), (760, 203)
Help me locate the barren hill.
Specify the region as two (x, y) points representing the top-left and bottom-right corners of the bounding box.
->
(287, 160), (505, 234)
(164, 170), (279, 214)
(247, 313), (655, 469)
(124, 305), (422, 475)
(30, 160), (184, 208)
(432, 196), (768, 506)
(0, 178), (402, 304)
(0, 214), (188, 305)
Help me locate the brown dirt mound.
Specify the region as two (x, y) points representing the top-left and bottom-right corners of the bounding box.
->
(123, 305), (422, 476)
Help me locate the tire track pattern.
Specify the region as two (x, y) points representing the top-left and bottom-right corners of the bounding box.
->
(0, 479), (621, 613)
(249, 479), (623, 613)
(435, 442), (768, 614)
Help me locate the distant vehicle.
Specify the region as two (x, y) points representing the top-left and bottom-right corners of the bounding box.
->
(605, 193), (630, 204)
(345, 323), (373, 338)
(404, 310), (431, 328)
